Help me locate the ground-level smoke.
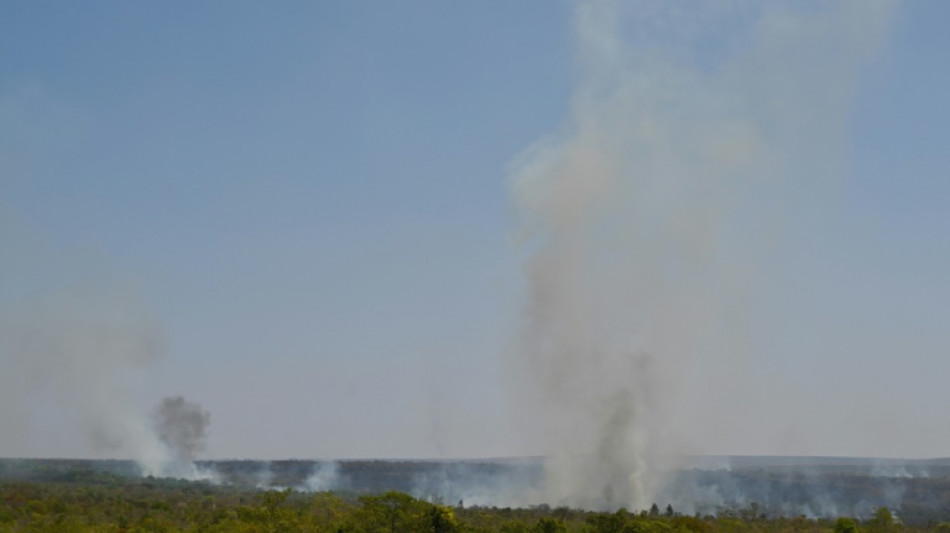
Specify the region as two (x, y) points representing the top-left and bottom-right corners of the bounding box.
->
(508, 0), (894, 511)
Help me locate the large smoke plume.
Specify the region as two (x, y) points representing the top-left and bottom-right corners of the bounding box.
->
(0, 214), (212, 479)
(0, 280), (166, 463)
(509, 1), (894, 511)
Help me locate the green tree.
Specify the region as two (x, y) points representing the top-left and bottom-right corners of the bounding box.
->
(587, 508), (630, 533)
(835, 517), (859, 533)
(869, 507), (895, 530)
(358, 491), (427, 533)
(312, 491), (350, 529)
(532, 517), (567, 533)
(427, 504), (459, 533)
(500, 521), (531, 533)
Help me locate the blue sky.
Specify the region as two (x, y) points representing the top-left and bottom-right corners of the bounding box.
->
(2, 1), (949, 460)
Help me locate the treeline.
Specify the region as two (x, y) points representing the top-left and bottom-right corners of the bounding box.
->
(6, 459), (950, 525)
(2, 480), (949, 533)
(0, 458), (540, 494)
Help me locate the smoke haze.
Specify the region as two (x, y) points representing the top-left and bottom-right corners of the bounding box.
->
(509, 0), (895, 511)
(6, 2), (950, 510)
(0, 228), (164, 463)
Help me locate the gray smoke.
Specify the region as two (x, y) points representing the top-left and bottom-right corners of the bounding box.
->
(0, 214), (214, 480)
(153, 395), (211, 463)
(0, 249), (165, 462)
(509, 0), (894, 511)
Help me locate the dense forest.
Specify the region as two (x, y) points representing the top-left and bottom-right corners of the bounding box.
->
(0, 478), (938, 533)
(3, 459), (950, 532)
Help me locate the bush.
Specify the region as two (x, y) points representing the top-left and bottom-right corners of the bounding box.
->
(835, 517), (858, 533)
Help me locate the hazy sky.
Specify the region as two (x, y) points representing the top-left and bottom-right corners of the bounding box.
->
(2, 1), (949, 461)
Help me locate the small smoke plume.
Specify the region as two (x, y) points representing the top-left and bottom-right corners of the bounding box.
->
(509, 1), (894, 511)
(253, 462), (276, 489)
(303, 461), (341, 492)
(153, 396), (211, 463)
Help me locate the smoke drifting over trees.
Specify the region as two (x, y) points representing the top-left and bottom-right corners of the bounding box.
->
(509, 0), (895, 511)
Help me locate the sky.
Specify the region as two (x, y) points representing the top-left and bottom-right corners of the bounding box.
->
(1, 1), (949, 461)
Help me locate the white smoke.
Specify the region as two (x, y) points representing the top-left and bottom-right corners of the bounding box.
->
(303, 461), (341, 492)
(509, 0), (894, 511)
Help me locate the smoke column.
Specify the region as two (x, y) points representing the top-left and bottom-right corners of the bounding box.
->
(508, 1), (893, 511)
(0, 278), (166, 463)
(153, 396), (211, 463)
(304, 462), (341, 492)
(0, 214), (213, 479)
